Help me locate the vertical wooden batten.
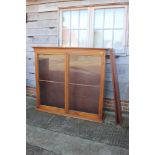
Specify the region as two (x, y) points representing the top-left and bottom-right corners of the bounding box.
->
(110, 49), (122, 124)
(64, 53), (69, 113)
(35, 49), (40, 108)
(98, 52), (106, 120)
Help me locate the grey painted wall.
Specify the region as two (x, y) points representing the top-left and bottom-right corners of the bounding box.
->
(26, 0), (129, 101)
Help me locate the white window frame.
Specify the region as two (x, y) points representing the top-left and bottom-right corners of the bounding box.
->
(59, 5), (128, 55)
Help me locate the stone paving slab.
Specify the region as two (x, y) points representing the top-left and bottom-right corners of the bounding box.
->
(26, 96), (35, 109)
(26, 96), (129, 155)
(27, 107), (129, 149)
(27, 143), (57, 155)
(27, 125), (129, 155)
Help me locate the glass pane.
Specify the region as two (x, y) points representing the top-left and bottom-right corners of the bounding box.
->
(104, 9), (114, 29)
(62, 29), (70, 47)
(69, 55), (101, 114)
(71, 10), (79, 29)
(71, 30), (78, 47)
(70, 55), (101, 85)
(69, 84), (100, 114)
(94, 9), (104, 29)
(104, 30), (113, 48)
(114, 8), (125, 28)
(62, 41), (70, 47)
(40, 81), (64, 108)
(94, 30), (104, 48)
(80, 10), (88, 29)
(62, 11), (70, 29)
(79, 30), (88, 47)
(113, 30), (123, 49)
(39, 55), (64, 82)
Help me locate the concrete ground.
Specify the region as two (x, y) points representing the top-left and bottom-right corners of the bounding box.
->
(26, 96), (129, 155)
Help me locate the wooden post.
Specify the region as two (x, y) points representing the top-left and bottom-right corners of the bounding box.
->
(109, 49), (122, 125)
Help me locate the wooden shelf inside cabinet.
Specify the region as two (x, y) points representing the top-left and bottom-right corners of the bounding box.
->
(34, 47), (106, 122)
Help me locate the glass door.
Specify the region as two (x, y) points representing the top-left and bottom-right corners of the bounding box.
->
(38, 54), (65, 108)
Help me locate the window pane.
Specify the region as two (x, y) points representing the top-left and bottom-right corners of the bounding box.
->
(104, 30), (113, 48)
(62, 11), (70, 29)
(62, 29), (70, 46)
(114, 8), (125, 28)
(94, 30), (104, 48)
(113, 30), (123, 49)
(94, 9), (104, 29)
(79, 30), (88, 47)
(104, 9), (114, 29)
(80, 10), (88, 29)
(71, 30), (78, 47)
(71, 10), (79, 29)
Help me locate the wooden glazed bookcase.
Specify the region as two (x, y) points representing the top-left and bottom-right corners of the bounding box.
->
(34, 47), (106, 122)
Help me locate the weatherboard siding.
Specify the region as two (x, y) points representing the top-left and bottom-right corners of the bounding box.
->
(26, 0), (129, 102)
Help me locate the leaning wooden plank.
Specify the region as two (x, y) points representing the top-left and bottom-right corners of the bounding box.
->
(27, 28), (57, 36)
(26, 19), (57, 28)
(26, 0), (129, 12)
(110, 49), (122, 125)
(27, 11), (57, 21)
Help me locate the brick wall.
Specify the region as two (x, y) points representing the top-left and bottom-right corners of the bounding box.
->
(27, 86), (129, 113)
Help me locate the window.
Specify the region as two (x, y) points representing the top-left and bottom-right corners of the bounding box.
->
(62, 9), (89, 47)
(60, 5), (128, 54)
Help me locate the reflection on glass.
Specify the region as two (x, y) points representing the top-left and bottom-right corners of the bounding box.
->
(104, 9), (114, 28)
(79, 30), (88, 47)
(62, 41), (70, 47)
(94, 30), (104, 47)
(70, 55), (101, 85)
(39, 55), (64, 82)
(104, 30), (113, 48)
(40, 82), (64, 108)
(114, 8), (125, 28)
(62, 29), (70, 47)
(69, 55), (101, 114)
(69, 84), (100, 113)
(113, 30), (123, 48)
(62, 11), (70, 29)
(80, 10), (88, 29)
(71, 10), (79, 29)
(94, 9), (104, 29)
(71, 30), (78, 47)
